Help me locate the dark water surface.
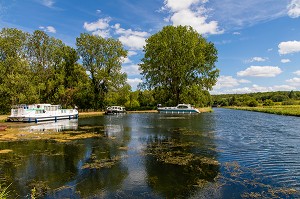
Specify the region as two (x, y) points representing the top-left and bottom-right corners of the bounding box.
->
(0, 109), (299, 198)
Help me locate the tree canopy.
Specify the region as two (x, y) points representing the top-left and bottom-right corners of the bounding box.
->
(0, 26), (218, 114)
(76, 33), (128, 109)
(139, 25), (219, 106)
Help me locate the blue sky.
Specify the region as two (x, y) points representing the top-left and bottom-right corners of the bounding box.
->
(1, 0), (300, 94)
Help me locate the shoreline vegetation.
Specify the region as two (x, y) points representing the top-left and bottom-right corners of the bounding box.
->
(226, 105), (300, 117)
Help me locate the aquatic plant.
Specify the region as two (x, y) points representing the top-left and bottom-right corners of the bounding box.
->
(0, 183), (11, 199)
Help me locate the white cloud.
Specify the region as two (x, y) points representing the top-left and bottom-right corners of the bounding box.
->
(113, 24), (150, 50)
(286, 77), (300, 86)
(163, 0), (223, 35)
(273, 85), (296, 90)
(122, 57), (131, 64)
(213, 76), (239, 89)
(83, 18), (111, 38)
(122, 64), (140, 76)
(92, 29), (110, 38)
(39, 26), (56, 33)
(213, 76), (250, 90)
(281, 59), (291, 63)
(41, 0), (54, 8)
(287, 0), (300, 18)
(127, 78), (143, 90)
(164, 0), (201, 12)
(118, 35), (146, 50)
(293, 70), (300, 75)
(237, 66), (282, 77)
(278, 40), (300, 55)
(246, 56), (268, 63)
(113, 24), (149, 37)
(239, 79), (251, 83)
(128, 51), (138, 57)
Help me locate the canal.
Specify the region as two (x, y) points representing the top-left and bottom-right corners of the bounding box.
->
(0, 108), (299, 198)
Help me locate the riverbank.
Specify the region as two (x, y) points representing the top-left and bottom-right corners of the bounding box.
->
(227, 105), (300, 117)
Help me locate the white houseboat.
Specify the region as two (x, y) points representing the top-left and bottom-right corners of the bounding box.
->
(157, 104), (200, 114)
(105, 106), (126, 115)
(7, 104), (78, 123)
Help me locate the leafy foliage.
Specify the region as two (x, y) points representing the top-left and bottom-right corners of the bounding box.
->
(76, 33), (128, 109)
(139, 25), (219, 106)
(0, 26), (217, 114)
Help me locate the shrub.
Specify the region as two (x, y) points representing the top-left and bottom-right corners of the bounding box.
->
(263, 99), (274, 106)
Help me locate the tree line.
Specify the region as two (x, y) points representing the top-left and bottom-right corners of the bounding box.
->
(0, 26), (219, 114)
(212, 91), (300, 107)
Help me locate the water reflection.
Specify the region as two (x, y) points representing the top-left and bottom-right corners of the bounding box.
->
(22, 119), (78, 132)
(0, 111), (299, 198)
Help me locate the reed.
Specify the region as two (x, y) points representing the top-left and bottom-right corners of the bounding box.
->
(0, 183), (11, 199)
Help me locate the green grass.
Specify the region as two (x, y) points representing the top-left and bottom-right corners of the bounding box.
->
(229, 105), (300, 117)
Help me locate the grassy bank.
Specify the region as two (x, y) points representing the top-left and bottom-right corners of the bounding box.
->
(228, 105), (300, 117)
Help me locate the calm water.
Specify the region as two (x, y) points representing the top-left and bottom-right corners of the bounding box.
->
(0, 109), (300, 198)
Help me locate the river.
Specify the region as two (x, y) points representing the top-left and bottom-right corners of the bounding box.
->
(0, 108), (299, 198)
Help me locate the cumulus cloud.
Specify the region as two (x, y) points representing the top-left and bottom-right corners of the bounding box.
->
(213, 75), (250, 90)
(237, 66), (282, 77)
(113, 24), (150, 50)
(163, 0), (223, 35)
(294, 70), (300, 75)
(287, 0), (300, 18)
(281, 59), (291, 63)
(39, 26), (56, 33)
(128, 51), (138, 57)
(286, 77), (300, 86)
(273, 85), (297, 90)
(127, 78), (143, 90)
(83, 18), (111, 38)
(121, 64), (141, 76)
(278, 40), (300, 55)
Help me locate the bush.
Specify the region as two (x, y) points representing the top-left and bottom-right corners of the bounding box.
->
(248, 99), (258, 107)
(263, 99), (274, 106)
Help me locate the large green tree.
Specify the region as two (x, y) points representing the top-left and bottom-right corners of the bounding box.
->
(0, 28), (35, 113)
(139, 25), (219, 106)
(76, 33), (128, 109)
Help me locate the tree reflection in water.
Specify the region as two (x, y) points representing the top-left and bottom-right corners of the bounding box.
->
(144, 126), (220, 198)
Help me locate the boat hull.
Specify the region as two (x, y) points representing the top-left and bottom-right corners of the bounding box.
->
(157, 104), (200, 114)
(157, 109), (199, 114)
(8, 114), (79, 123)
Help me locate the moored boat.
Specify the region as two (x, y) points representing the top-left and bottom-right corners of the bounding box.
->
(7, 104), (78, 123)
(105, 106), (126, 115)
(157, 104), (200, 114)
